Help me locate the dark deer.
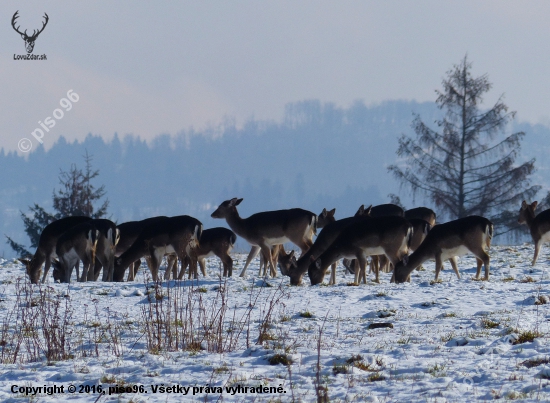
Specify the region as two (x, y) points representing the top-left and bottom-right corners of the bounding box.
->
(113, 215), (202, 282)
(308, 216), (413, 285)
(52, 222), (99, 283)
(112, 216), (169, 281)
(20, 216), (92, 283)
(393, 216), (493, 283)
(11, 11), (49, 53)
(176, 227), (237, 279)
(285, 205), (371, 285)
(517, 201), (550, 266)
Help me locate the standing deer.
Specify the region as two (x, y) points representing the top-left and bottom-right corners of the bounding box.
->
(113, 216), (169, 281)
(393, 216), (493, 283)
(210, 198), (317, 278)
(88, 219), (120, 282)
(405, 207), (436, 226)
(177, 227), (237, 279)
(517, 201), (550, 266)
(308, 216), (413, 285)
(52, 222), (99, 283)
(113, 215), (202, 282)
(20, 216), (92, 284)
(258, 208), (335, 277)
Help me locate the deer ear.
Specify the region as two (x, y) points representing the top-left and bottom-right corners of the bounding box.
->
(321, 208), (327, 216)
(329, 208), (336, 216)
(310, 255), (315, 262)
(522, 200), (528, 208)
(289, 250), (295, 258)
(365, 205), (372, 216)
(315, 259), (321, 269)
(532, 201), (538, 210)
(402, 255), (409, 266)
(230, 198), (243, 206)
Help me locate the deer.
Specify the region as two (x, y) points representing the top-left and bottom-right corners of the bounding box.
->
(393, 215), (493, 283)
(405, 207), (437, 226)
(113, 215), (202, 282)
(174, 227), (237, 279)
(308, 215), (413, 285)
(517, 201), (550, 266)
(285, 205), (372, 285)
(109, 216), (170, 281)
(210, 198), (317, 278)
(11, 11), (49, 53)
(20, 216), (93, 284)
(87, 219), (120, 282)
(257, 208), (335, 277)
(344, 203), (405, 275)
(51, 222), (100, 283)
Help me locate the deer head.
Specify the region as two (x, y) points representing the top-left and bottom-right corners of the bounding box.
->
(12, 11), (49, 54)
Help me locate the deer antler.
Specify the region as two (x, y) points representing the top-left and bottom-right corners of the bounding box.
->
(11, 11), (26, 36)
(29, 13), (49, 39)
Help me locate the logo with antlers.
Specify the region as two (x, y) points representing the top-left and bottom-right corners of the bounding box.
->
(11, 11), (49, 54)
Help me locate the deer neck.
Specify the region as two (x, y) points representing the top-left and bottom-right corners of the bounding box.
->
(524, 208), (536, 230)
(224, 210), (248, 238)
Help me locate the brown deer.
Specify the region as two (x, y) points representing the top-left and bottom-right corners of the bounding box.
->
(405, 207), (436, 226)
(257, 208), (335, 277)
(211, 198), (317, 278)
(112, 216), (169, 281)
(20, 216), (92, 284)
(308, 216), (413, 285)
(176, 227), (237, 279)
(285, 205), (372, 285)
(88, 219), (120, 282)
(517, 201), (550, 266)
(393, 216), (493, 283)
(52, 222), (100, 283)
(113, 215), (202, 282)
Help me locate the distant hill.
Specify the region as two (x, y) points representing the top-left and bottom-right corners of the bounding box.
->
(1, 99), (546, 257)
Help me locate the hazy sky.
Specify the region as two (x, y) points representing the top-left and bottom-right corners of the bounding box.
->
(2, 1), (550, 153)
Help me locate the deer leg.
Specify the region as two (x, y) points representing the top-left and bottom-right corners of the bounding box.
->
(198, 258), (207, 277)
(240, 246), (260, 277)
(224, 254), (233, 277)
(41, 256), (52, 283)
(449, 257), (460, 279)
(477, 250), (490, 280)
(177, 256), (189, 280)
(356, 255), (368, 284)
(434, 253), (443, 281)
(259, 244), (277, 278)
(148, 250), (161, 282)
(532, 239), (542, 266)
(328, 262), (337, 285)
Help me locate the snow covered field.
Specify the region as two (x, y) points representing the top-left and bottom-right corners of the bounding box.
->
(0, 244), (550, 402)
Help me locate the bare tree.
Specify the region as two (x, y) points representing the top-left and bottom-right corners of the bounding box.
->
(388, 56), (538, 232)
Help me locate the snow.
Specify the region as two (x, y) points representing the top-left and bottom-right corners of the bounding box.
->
(0, 243), (549, 402)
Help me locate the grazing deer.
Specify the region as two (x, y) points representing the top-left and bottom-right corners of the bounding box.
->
(113, 215), (202, 282)
(20, 216), (93, 284)
(308, 216), (413, 285)
(52, 222), (100, 283)
(176, 227), (237, 279)
(211, 198), (317, 278)
(405, 207), (437, 226)
(285, 205), (372, 285)
(518, 201), (550, 266)
(258, 244), (298, 277)
(393, 215), (493, 283)
(257, 208), (334, 277)
(113, 216), (169, 281)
